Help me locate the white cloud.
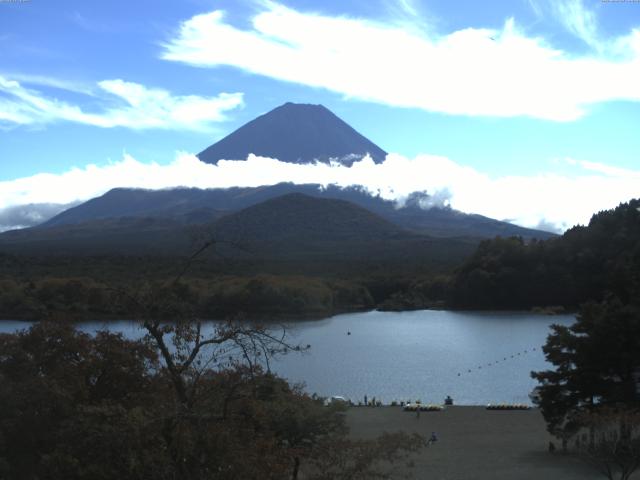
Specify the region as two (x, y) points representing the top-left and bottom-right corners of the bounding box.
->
(1, 152), (637, 233)
(161, 3), (640, 121)
(0, 75), (244, 131)
(0, 202), (80, 232)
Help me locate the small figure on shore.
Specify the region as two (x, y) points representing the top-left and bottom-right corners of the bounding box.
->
(372, 396), (376, 407)
(430, 432), (438, 443)
(364, 395), (368, 406)
(445, 395), (453, 406)
(416, 407), (420, 419)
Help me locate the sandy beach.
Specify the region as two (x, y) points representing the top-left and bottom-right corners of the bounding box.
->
(346, 406), (612, 480)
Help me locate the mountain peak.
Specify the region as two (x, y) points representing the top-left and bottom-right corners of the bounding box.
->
(197, 102), (387, 165)
(281, 101), (324, 108)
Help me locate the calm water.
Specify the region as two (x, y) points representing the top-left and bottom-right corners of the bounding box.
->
(0, 310), (574, 405)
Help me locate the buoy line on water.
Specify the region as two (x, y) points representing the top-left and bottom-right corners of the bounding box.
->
(455, 346), (540, 377)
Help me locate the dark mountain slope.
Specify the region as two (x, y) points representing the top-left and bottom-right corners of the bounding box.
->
(0, 194), (478, 276)
(0, 217), (192, 256)
(212, 192), (404, 246)
(202, 193), (478, 274)
(3, 193), (406, 256)
(42, 188), (228, 228)
(197, 102), (387, 165)
(41, 184), (555, 240)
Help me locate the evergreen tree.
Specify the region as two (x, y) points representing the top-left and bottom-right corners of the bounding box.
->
(532, 297), (640, 448)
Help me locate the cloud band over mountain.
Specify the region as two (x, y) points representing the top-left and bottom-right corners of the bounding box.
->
(1, 153), (637, 233)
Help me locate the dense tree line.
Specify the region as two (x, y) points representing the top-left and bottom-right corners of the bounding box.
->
(0, 240), (464, 319)
(2, 199), (638, 319)
(0, 271), (460, 321)
(0, 274), (375, 321)
(451, 199), (640, 310)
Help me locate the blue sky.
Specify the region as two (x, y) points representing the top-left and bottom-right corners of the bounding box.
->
(1, 0), (639, 231)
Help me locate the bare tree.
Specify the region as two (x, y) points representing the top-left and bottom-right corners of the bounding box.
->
(111, 236), (424, 480)
(111, 238), (307, 479)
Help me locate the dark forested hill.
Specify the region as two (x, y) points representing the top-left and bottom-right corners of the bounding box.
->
(205, 193), (475, 273)
(0, 193), (480, 320)
(0, 194), (478, 275)
(40, 184), (555, 240)
(197, 102), (387, 165)
(212, 193), (403, 245)
(451, 199), (640, 310)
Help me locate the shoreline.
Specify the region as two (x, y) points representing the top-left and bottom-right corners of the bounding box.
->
(0, 305), (577, 323)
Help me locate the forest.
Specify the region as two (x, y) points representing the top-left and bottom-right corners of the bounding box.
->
(0, 199), (638, 320)
(451, 199), (640, 310)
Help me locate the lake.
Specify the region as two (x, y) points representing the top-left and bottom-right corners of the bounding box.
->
(0, 309), (574, 405)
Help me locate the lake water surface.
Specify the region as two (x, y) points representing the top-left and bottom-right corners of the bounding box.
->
(1, 310), (574, 406)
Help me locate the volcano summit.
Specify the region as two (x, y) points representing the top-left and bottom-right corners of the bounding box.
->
(197, 102), (387, 165)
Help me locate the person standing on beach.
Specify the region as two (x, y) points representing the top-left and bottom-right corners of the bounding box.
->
(416, 406), (420, 419)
